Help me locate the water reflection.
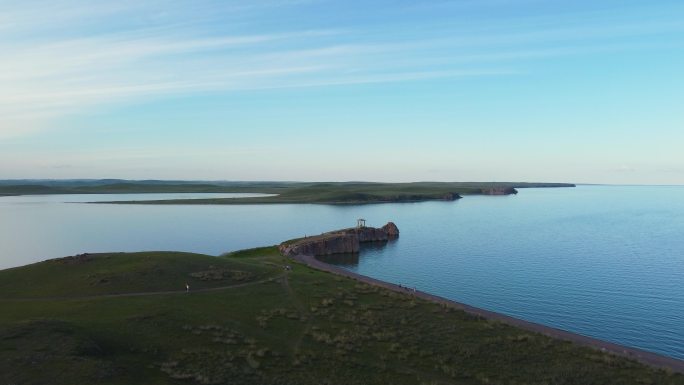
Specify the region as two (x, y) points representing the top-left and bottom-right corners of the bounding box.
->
(316, 252), (359, 267)
(316, 239), (398, 267)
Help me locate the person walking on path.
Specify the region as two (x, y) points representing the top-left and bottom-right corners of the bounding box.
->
(185, 283), (190, 293)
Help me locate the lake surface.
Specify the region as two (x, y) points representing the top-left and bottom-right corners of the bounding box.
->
(0, 186), (682, 360)
(0, 192), (275, 203)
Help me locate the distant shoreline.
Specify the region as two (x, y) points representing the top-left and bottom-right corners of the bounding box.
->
(291, 253), (684, 373)
(0, 180), (576, 204)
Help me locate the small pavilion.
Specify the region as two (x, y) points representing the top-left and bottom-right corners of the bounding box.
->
(356, 218), (366, 228)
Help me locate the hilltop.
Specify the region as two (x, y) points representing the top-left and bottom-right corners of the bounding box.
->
(1, 246), (681, 385)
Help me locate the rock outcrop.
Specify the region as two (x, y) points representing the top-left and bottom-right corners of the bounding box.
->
(382, 222), (400, 237)
(279, 222), (399, 257)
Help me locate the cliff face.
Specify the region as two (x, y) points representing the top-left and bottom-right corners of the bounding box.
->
(279, 222), (399, 257)
(280, 233), (359, 256)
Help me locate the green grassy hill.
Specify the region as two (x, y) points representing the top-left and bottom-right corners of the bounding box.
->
(0, 252), (276, 298)
(2, 247), (678, 385)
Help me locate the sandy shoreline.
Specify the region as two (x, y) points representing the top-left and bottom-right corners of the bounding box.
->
(291, 253), (684, 374)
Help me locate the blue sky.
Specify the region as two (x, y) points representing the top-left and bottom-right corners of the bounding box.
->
(0, 0), (682, 184)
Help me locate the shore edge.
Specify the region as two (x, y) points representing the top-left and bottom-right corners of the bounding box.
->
(291, 253), (684, 374)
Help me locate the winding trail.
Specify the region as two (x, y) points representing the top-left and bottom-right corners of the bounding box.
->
(0, 274), (283, 302)
(291, 253), (684, 374)
(279, 271), (312, 354)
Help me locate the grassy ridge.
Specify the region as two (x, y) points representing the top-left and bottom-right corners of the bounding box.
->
(0, 180), (575, 204)
(102, 182), (573, 204)
(1, 248), (681, 385)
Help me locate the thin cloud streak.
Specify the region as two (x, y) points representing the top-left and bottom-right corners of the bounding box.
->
(1, 0), (681, 139)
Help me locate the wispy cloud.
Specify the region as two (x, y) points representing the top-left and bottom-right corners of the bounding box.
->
(1, 0), (681, 139)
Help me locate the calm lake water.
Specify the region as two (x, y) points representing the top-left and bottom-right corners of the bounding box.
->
(0, 186), (682, 360)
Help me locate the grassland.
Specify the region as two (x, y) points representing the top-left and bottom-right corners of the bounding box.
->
(0, 180), (575, 204)
(1, 247), (681, 385)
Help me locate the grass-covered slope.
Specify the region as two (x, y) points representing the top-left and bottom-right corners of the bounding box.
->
(3, 247), (677, 385)
(0, 252), (277, 298)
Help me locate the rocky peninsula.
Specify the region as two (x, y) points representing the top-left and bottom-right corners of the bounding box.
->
(283, 224), (684, 374)
(279, 222), (399, 257)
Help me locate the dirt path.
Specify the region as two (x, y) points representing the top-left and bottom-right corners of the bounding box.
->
(0, 274), (283, 302)
(279, 271), (312, 354)
(291, 253), (684, 374)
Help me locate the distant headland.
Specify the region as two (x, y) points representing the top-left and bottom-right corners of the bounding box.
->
(0, 180), (575, 204)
